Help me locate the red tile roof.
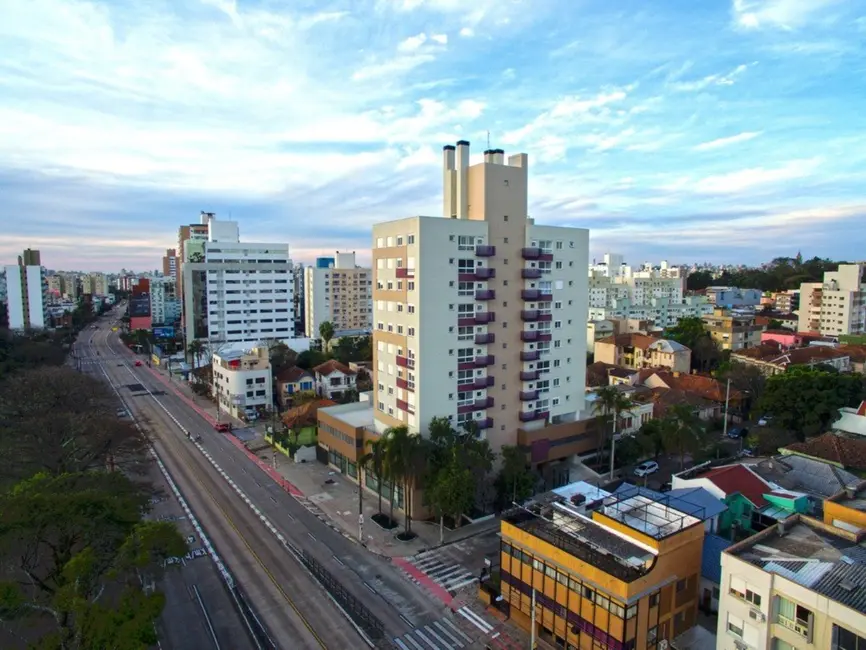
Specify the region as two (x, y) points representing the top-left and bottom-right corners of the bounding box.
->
(585, 361), (618, 387)
(649, 387), (715, 418)
(275, 366), (311, 383)
(701, 465), (771, 507)
(648, 371), (743, 403)
(782, 433), (866, 471)
(312, 360), (356, 377)
(596, 333), (660, 350)
(282, 399), (337, 429)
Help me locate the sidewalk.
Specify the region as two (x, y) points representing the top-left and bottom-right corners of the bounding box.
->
(143, 360), (500, 560)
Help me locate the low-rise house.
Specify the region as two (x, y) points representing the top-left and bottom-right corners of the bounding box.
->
(586, 319), (614, 353)
(584, 360), (620, 388)
(837, 344), (866, 373)
(731, 342), (851, 375)
(644, 371), (744, 414)
(749, 454), (861, 510)
(650, 387), (718, 420)
(834, 400), (866, 437)
(212, 346), (273, 421)
(760, 329), (803, 347)
(274, 366), (315, 409)
(780, 432), (866, 473)
(594, 333), (692, 372)
(586, 385), (655, 434)
(312, 359), (357, 400)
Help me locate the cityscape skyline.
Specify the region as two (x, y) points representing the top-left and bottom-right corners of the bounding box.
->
(2, 0), (866, 271)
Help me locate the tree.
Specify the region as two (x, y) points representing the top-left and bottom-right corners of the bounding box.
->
(384, 425), (424, 538)
(0, 472), (186, 648)
(338, 387), (359, 404)
(636, 418), (666, 459)
(716, 361), (767, 415)
(495, 445), (534, 509)
(291, 390), (319, 406)
(360, 438), (388, 522)
(746, 427), (797, 456)
(660, 404), (708, 470)
(186, 339), (205, 369)
(686, 270), (714, 291)
(296, 349), (327, 370)
(265, 340), (297, 374)
(592, 387), (635, 476)
(664, 316), (708, 351)
(355, 368), (373, 393)
(318, 321), (335, 354)
(426, 450), (475, 544)
(758, 367), (864, 439)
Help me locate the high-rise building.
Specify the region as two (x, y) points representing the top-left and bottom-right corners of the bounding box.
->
(162, 248), (177, 281)
(177, 217), (210, 302)
(292, 262), (305, 335)
(46, 274), (64, 302)
(371, 141), (589, 458)
(150, 277), (180, 326)
(181, 213), (293, 346)
(798, 264), (866, 336)
(304, 252), (372, 338)
(4, 249), (48, 330)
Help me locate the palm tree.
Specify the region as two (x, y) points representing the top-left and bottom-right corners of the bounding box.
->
(592, 387), (636, 477)
(661, 403), (707, 470)
(384, 425), (424, 537)
(360, 437), (387, 519)
(319, 321), (335, 354)
(187, 339), (205, 369)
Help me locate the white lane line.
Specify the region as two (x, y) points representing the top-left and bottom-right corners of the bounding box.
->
(269, 496), (277, 503)
(287, 513), (295, 521)
(399, 613), (414, 626)
(401, 634), (425, 650)
(333, 556), (345, 567)
(363, 582), (377, 594)
(457, 607), (493, 633)
(422, 624), (450, 649)
(433, 621), (463, 648)
(412, 628), (441, 650)
(444, 576), (478, 592)
(307, 532), (316, 541)
(394, 639), (411, 650)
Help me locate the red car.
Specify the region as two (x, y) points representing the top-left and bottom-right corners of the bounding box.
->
(214, 422), (231, 432)
(134, 360), (142, 367)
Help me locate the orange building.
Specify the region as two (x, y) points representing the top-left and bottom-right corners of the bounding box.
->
(499, 483), (705, 649)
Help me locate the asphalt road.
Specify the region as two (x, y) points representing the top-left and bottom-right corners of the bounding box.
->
(85, 315), (464, 649)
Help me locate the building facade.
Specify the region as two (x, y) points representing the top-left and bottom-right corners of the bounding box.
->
(703, 308), (763, 351)
(588, 296), (713, 329)
(594, 334), (691, 373)
(181, 214), (294, 346)
(149, 277), (180, 326)
(304, 252), (372, 338)
(705, 287), (763, 308)
(3, 251), (48, 330)
(798, 264), (866, 336)
(162, 248), (177, 282)
(371, 142), (589, 462)
(212, 346), (273, 420)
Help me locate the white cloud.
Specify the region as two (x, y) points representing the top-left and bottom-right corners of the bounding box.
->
(732, 0), (844, 30)
(398, 33), (429, 52)
(459, 27), (474, 37)
(670, 63), (755, 91)
(694, 131), (763, 151)
(695, 158), (822, 193)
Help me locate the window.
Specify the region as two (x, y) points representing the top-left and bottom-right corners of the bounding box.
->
(777, 597), (811, 639)
(648, 592), (659, 608)
(457, 348), (474, 363)
(457, 259), (475, 272)
(458, 326), (474, 341)
(727, 614), (744, 638)
(832, 624), (866, 650)
(407, 234), (415, 244)
(458, 282), (474, 296)
(457, 236), (475, 250)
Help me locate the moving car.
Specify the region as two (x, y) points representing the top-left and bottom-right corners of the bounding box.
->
(726, 427), (748, 439)
(633, 461), (659, 477)
(214, 422), (231, 432)
(134, 360), (142, 367)
(758, 415), (773, 426)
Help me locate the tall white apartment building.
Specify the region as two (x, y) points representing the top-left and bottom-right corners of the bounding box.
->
(149, 277), (180, 326)
(304, 252), (372, 337)
(588, 254), (686, 309)
(798, 264), (866, 336)
(371, 141), (589, 457)
(588, 295), (713, 328)
(81, 272), (108, 297)
(4, 252), (48, 330)
(181, 214), (294, 346)
(211, 346), (273, 420)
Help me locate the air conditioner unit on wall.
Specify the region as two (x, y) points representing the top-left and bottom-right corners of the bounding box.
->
(749, 608), (766, 623)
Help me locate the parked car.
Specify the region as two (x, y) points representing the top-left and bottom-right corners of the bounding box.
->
(214, 422), (231, 432)
(633, 461), (660, 477)
(134, 360), (142, 367)
(758, 415), (772, 426)
(727, 427), (748, 439)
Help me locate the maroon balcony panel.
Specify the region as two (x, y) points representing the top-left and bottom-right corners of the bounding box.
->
(473, 397), (494, 410)
(521, 247), (541, 260)
(538, 312), (553, 322)
(522, 268), (542, 279)
(474, 376), (495, 389)
(476, 417), (493, 430)
(396, 355), (411, 368)
(520, 370), (539, 381)
(520, 390), (538, 401)
(475, 289), (495, 300)
(396, 268), (415, 278)
(457, 361), (475, 372)
(536, 410), (550, 421)
(396, 398), (415, 413)
(475, 333), (495, 344)
(475, 312), (495, 325)
(521, 331), (539, 342)
(519, 410), (537, 422)
(520, 350), (540, 362)
(539, 290), (553, 300)
(521, 289), (540, 301)
(458, 273), (476, 282)
(457, 404), (475, 415)
(521, 310), (539, 321)
(475, 267), (495, 280)
(396, 377), (413, 392)
(538, 333), (552, 342)
(539, 252), (554, 262)
(474, 355), (495, 367)
(458, 316), (476, 327)
(475, 245), (496, 257)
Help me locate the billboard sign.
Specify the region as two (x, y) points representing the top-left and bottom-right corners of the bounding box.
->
(129, 295), (151, 317)
(153, 326), (175, 339)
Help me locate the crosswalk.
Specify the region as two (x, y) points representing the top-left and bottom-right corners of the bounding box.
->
(407, 549), (479, 595)
(393, 613), (476, 650)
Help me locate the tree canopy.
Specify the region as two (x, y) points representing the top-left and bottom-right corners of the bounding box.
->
(686, 256), (843, 292)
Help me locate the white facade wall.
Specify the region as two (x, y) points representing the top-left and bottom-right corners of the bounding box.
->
(4, 265), (25, 329)
(212, 356), (273, 418)
(3, 264), (47, 330)
(25, 266), (47, 329)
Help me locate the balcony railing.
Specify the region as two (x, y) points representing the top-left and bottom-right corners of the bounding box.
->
(475, 245), (496, 257)
(475, 267), (495, 280)
(521, 247), (541, 260)
(475, 289), (495, 301)
(396, 268), (415, 278)
(396, 377), (414, 392)
(520, 390), (538, 401)
(473, 397), (494, 410)
(519, 409), (548, 422)
(538, 312), (552, 322)
(521, 310), (539, 321)
(396, 398), (415, 414)
(521, 331), (539, 342)
(476, 417), (493, 430)
(521, 289), (551, 301)
(396, 355), (415, 369)
(475, 333), (495, 345)
(521, 350), (540, 362)
(474, 312), (495, 325)
(537, 333), (552, 342)
(474, 355), (495, 367)
(522, 268), (542, 279)
(520, 370), (539, 381)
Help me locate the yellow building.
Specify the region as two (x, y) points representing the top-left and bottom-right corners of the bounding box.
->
(499, 483), (705, 649)
(702, 307), (763, 351)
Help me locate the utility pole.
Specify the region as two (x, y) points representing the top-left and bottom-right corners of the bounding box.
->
(358, 480), (364, 543)
(722, 377), (731, 439)
(530, 588), (537, 649)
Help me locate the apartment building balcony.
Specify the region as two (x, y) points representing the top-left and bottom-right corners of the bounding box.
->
(396, 377), (414, 392)
(521, 350), (540, 362)
(475, 267), (495, 280)
(521, 330), (540, 342)
(537, 312), (552, 322)
(474, 333), (495, 345)
(458, 376), (495, 391)
(520, 390), (538, 401)
(396, 398), (415, 414)
(520, 370), (539, 381)
(474, 312), (495, 325)
(396, 268), (415, 279)
(537, 333), (552, 342)
(396, 355), (415, 369)
(474, 397), (494, 410)
(521, 310), (539, 321)
(474, 355), (495, 367)
(521, 289), (553, 301)
(521, 247), (554, 262)
(522, 268), (542, 279)
(476, 417), (493, 430)
(475, 245), (496, 257)
(475, 289), (495, 300)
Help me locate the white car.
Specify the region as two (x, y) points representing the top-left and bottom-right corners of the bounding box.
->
(758, 415), (773, 426)
(633, 461), (659, 478)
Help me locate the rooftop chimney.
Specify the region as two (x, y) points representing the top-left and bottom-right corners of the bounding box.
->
(442, 145), (456, 218)
(455, 140), (470, 219)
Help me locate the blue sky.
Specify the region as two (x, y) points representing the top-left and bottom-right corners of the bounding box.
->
(1, 0), (865, 272)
